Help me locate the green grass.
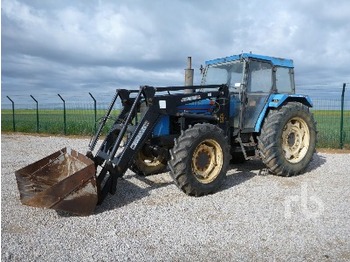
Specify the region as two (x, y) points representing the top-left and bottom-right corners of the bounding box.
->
(312, 110), (350, 148)
(1, 109), (118, 136)
(2, 109), (349, 149)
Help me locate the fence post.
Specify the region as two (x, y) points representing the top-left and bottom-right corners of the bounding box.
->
(58, 94), (67, 135)
(30, 95), (39, 133)
(89, 92), (97, 133)
(6, 96), (16, 132)
(340, 83), (346, 149)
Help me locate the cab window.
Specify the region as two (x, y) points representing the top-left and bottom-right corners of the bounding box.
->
(276, 67), (293, 93)
(248, 61), (272, 93)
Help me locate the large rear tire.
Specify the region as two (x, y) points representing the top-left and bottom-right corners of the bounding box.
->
(258, 102), (317, 176)
(168, 123), (231, 196)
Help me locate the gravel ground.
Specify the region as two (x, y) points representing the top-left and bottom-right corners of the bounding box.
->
(1, 133), (350, 261)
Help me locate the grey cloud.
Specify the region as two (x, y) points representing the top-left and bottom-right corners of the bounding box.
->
(2, 0), (350, 104)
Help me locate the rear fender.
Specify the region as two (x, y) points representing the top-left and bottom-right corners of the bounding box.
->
(254, 94), (313, 132)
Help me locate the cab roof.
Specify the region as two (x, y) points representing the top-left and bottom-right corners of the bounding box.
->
(205, 53), (294, 68)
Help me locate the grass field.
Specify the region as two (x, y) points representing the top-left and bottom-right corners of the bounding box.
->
(1, 109), (114, 136)
(1, 109), (349, 149)
(312, 110), (350, 148)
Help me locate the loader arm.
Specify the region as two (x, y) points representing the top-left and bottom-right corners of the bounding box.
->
(92, 86), (162, 201)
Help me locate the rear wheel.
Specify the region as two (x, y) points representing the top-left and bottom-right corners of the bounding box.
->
(258, 102), (317, 176)
(131, 146), (167, 176)
(168, 123), (230, 196)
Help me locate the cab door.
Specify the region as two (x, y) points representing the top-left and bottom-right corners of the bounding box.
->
(242, 60), (273, 131)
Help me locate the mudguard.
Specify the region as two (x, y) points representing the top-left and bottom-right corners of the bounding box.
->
(254, 94), (313, 132)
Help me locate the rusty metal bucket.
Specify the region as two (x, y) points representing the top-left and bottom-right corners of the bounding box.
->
(15, 147), (98, 216)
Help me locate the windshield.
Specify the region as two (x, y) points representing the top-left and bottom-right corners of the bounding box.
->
(201, 61), (243, 88)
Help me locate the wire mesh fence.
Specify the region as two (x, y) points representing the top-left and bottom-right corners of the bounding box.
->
(1, 100), (115, 136)
(2, 91), (349, 149)
(311, 98), (349, 149)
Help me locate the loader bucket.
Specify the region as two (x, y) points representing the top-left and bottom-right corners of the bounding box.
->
(15, 147), (98, 216)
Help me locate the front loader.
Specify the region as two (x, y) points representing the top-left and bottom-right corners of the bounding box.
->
(15, 53), (317, 215)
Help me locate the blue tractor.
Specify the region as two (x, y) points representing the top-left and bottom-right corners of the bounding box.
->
(15, 53), (317, 215)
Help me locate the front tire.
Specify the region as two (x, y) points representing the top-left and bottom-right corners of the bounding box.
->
(168, 123), (230, 196)
(258, 102), (317, 176)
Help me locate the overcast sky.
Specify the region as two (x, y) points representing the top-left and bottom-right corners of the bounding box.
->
(2, 0), (350, 104)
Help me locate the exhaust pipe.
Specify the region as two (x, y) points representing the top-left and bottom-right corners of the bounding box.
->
(184, 56), (194, 93)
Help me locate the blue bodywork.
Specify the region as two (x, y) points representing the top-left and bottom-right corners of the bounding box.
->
(153, 115), (170, 136)
(153, 53), (311, 137)
(177, 99), (214, 114)
(205, 53), (294, 68)
(153, 94), (312, 136)
(153, 99), (215, 137)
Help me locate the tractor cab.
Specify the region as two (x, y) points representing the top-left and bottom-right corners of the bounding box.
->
(201, 53), (295, 132)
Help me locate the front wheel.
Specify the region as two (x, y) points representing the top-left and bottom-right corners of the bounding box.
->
(258, 102), (317, 176)
(168, 123), (231, 196)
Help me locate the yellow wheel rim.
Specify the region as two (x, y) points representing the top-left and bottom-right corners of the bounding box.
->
(137, 151), (163, 167)
(282, 117), (310, 163)
(192, 139), (224, 183)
